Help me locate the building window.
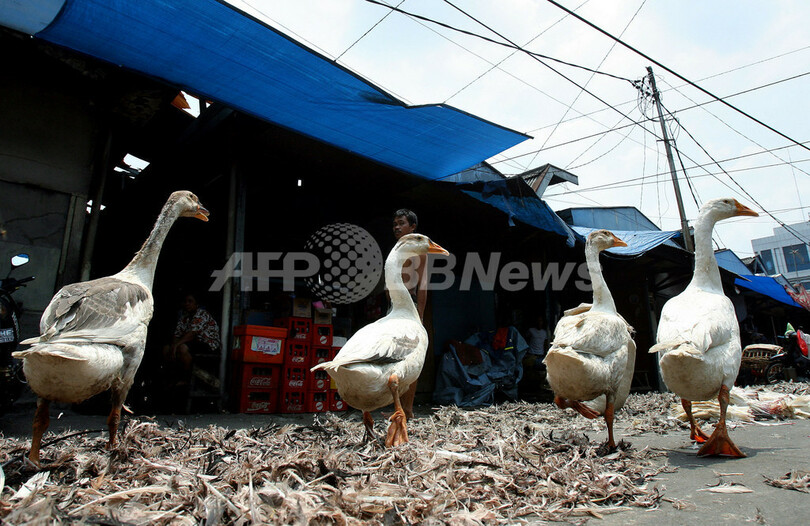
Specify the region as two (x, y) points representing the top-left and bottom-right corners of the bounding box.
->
(758, 249), (776, 274)
(782, 244), (810, 273)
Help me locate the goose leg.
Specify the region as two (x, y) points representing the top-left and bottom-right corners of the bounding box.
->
(697, 385), (746, 458)
(29, 398), (50, 466)
(604, 400), (616, 450)
(362, 411), (376, 443)
(554, 395), (600, 419)
(107, 406), (122, 449)
(401, 380), (417, 420)
(385, 374), (408, 447)
(107, 383), (131, 449)
(681, 398), (710, 443)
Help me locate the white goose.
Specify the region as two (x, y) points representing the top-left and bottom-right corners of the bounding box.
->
(651, 198), (757, 457)
(544, 230), (636, 449)
(312, 233), (448, 447)
(14, 191), (209, 465)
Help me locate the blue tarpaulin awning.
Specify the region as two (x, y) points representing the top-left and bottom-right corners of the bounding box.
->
(571, 226), (681, 256)
(0, 0), (529, 180)
(457, 178), (581, 246)
(735, 275), (802, 308)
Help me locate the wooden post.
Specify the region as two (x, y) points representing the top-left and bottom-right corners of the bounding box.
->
(647, 66), (694, 253)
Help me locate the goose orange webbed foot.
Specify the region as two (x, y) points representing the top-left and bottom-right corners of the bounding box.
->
(691, 425), (711, 444)
(697, 422), (746, 458)
(554, 396), (601, 419)
(385, 408), (409, 447)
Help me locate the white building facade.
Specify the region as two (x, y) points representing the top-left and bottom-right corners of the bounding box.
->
(751, 221), (810, 289)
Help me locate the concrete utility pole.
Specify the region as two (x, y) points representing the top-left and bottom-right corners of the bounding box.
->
(647, 66), (694, 253)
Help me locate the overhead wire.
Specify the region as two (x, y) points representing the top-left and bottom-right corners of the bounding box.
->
(362, 0), (641, 172)
(658, 101), (810, 245)
(362, 0), (635, 83)
(444, 0), (593, 104)
(434, 0), (672, 172)
(660, 77), (810, 179)
(544, 156), (810, 196)
(526, 51), (810, 136)
(543, 0), (810, 154)
(335, 0), (405, 61)
(534, 0), (647, 170)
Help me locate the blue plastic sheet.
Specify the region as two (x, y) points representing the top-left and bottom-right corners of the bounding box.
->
(571, 226), (681, 256)
(458, 178), (581, 246)
(735, 275), (802, 308)
(18, 0), (529, 180)
(433, 327), (529, 407)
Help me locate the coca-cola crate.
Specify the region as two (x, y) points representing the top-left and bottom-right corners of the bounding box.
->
(306, 390), (329, 413)
(308, 368), (330, 391)
(329, 390), (348, 411)
(281, 365), (307, 391)
(276, 317), (312, 343)
(312, 324), (333, 347)
(232, 325), (287, 364)
(284, 341), (309, 366)
(237, 388), (279, 414)
(236, 363), (280, 390)
(280, 389), (305, 413)
(310, 346), (331, 368)
(330, 346), (342, 360)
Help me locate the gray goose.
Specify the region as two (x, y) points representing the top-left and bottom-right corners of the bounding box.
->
(14, 190), (209, 465)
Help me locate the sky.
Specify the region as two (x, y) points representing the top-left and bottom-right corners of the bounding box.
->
(226, 0), (810, 258)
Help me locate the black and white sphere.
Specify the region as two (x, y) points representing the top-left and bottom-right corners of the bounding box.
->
(304, 223), (383, 304)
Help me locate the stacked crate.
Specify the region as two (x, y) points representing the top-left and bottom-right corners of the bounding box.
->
(277, 316), (312, 413)
(329, 336), (348, 411)
(231, 325), (287, 413)
(232, 307), (348, 414)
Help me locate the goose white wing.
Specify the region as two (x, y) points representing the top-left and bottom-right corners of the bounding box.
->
(551, 312), (631, 357)
(653, 289), (736, 355)
(23, 277), (152, 346)
(320, 319), (426, 370)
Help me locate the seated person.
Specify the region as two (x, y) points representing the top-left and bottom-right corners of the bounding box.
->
(162, 293), (221, 387)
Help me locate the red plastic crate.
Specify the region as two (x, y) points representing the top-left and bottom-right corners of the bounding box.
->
(330, 346), (342, 360)
(310, 346), (331, 368)
(308, 368), (330, 391)
(329, 390), (348, 411)
(281, 365), (307, 391)
(306, 390), (329, 412)
(232, 325), (287, 364)
(276, 317), (312, 343)
(313, 324), (333, 347)
(237, 388), (279, 414)
(280, 389), (305, 413)
(284, 341), (309, 366)
(236, 363), (281, 390)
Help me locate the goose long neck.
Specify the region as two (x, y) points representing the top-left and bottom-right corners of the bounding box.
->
(690, 211), (722, 293)
(122, 202), (180, 290)
(586, 244), (616, 314)
(385, 250), (419, 318)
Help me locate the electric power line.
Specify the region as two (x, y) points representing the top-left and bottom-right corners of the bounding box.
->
(544, 0), (810, 154)
(362, 0), (635, 83)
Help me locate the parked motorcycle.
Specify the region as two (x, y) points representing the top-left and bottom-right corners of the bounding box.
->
(765, 329), (810, 384)
(0, 253), (34, 412)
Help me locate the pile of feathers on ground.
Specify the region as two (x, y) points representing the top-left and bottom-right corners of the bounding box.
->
(0, 383), (806, 525)
(0, 399), (678, 525)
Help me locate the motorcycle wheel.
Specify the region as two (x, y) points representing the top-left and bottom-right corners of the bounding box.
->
(764, 362), (784, 384)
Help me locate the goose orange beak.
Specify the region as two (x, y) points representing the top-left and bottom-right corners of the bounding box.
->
(195, 205), (210, 222)
(733, 200), (758, 217)
(611, 235), (627, 248)
(428, 240), (449, 256)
